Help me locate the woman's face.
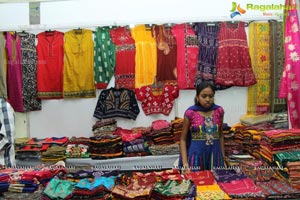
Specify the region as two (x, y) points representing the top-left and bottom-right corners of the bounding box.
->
(196, 87), (214, 108)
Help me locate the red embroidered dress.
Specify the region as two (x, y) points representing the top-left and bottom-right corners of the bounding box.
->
(171, 24), (199, 89)
(216, 22), (257, 86)
(135, 85), (179, 115)
(109, 27), (136, 89)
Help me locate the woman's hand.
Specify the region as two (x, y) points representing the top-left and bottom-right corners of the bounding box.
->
(181, 165), (191, 174)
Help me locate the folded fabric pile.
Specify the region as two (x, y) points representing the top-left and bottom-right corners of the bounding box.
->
(41, 145), (67, 163)
(256, 179), (300, 199)
(171, 117), (184, 143)
(259, 129), (300, 163)
(286, 161), (300, 188)
(147, 120), (174, 145)
(66, 137), (90, 158)
(92, 118), (117, 137)
(213, 168), (265, 199)
(89, 134), (123, 159)
(114, 127), (150, 157)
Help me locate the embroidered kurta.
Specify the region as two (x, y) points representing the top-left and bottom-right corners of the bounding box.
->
(5, 32), (23, 112)
(19, 32), (41, 111)
(64, 29), (96, 98)
(247, 22), (271, 115)
(130, 24), (157, 88)
(279, 0), (300, 128)
(36, 31), (64, 99)
(171, 23), (199, 89)
(93, 27), (116, 89)
(109, 27), (136, 89)
(216, 22), (257, 86)
(152, 25), (177, 85)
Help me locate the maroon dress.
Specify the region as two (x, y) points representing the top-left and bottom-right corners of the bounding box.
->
(215, 22), (256, 86)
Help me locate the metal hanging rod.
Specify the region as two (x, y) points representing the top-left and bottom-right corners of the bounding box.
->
(0, 15), (282, 32)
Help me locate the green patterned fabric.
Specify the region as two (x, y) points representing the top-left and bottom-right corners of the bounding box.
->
(93, 27), (116, 89)
(269, 20), (287, 113)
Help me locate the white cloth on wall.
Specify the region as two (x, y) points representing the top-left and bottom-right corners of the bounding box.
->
(0, 98), (15, 166)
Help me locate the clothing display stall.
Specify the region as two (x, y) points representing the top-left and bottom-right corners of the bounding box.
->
(2, 0), (300, 199)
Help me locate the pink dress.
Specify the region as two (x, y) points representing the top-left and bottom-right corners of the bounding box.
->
(6, 32), (24, 112)
(279, 0), (300, 129)
(216, 22), (256, 86)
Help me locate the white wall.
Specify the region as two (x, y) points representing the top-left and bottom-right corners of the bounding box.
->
(0, 0), (284, 138)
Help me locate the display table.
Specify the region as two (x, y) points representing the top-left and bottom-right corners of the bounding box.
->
(16, 154), (180, 171)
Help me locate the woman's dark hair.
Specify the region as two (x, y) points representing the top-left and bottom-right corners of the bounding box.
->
(194, 81), (216, 105)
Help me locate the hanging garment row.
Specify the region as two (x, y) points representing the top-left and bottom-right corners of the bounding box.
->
(0, 21), (283, 114)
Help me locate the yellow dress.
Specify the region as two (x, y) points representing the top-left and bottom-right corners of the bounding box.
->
(130, 25), (157, 88)
(64, 29), (96, 98)
(247, 22), (270, 114)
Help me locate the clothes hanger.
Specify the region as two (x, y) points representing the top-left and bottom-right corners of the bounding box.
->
(74, 27), (83, 34)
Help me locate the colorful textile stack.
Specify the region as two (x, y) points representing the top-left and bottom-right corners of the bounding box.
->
(286, 161), (300, 188)
(40, 137), (69, 163)
(213, 168), (265, 199)
(256, 179), (300, 199)
(239, 160), (274, 182)
(66, 137), (90, 158)
(147, 120), (174, 145)
(223, 124), (243, 156)
(148, 143), (180, 155)
(15, 138), (49, 161)
(71, 175), (118, 199)
(89, 134), (123, 159)
(259, 129), (300, 163)
(271, 112), (289, 129)
(92, 118), (117, 137)
(151, 179), (194, 199)
(41, 145), (67, 163)
(0, 162), (66, 198)
(111, 171), (157, 199)
(114, 127), (149, 157)
(171, 117), (184, 143)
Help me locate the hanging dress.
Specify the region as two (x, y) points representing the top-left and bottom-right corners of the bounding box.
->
(171, 23), (199, 89)
(19, 32), (41, 111)
(109, 27), (136, 89)
(5, 32), (23, 112)
(194, 23), (229, 90)
(36, 31), (64, 99)
(0, 32), (7, 99)
(64, 29), (96, 98)
(93, 27), (116, 89)
(247, 22), (271, 115)
(130, 24), (157, 88)
(215, 22), (256, 86)
(279, 0), (300, 128)
(152, 25), (177, 85)
(180, 105), (225, 171)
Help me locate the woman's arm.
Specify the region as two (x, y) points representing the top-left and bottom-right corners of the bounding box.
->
(180, 116), (190, 173)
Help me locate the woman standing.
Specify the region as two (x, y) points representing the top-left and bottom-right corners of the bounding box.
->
(179, 81), (225, 173)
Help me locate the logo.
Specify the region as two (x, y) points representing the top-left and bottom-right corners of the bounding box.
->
(230, 2), (246, 18)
